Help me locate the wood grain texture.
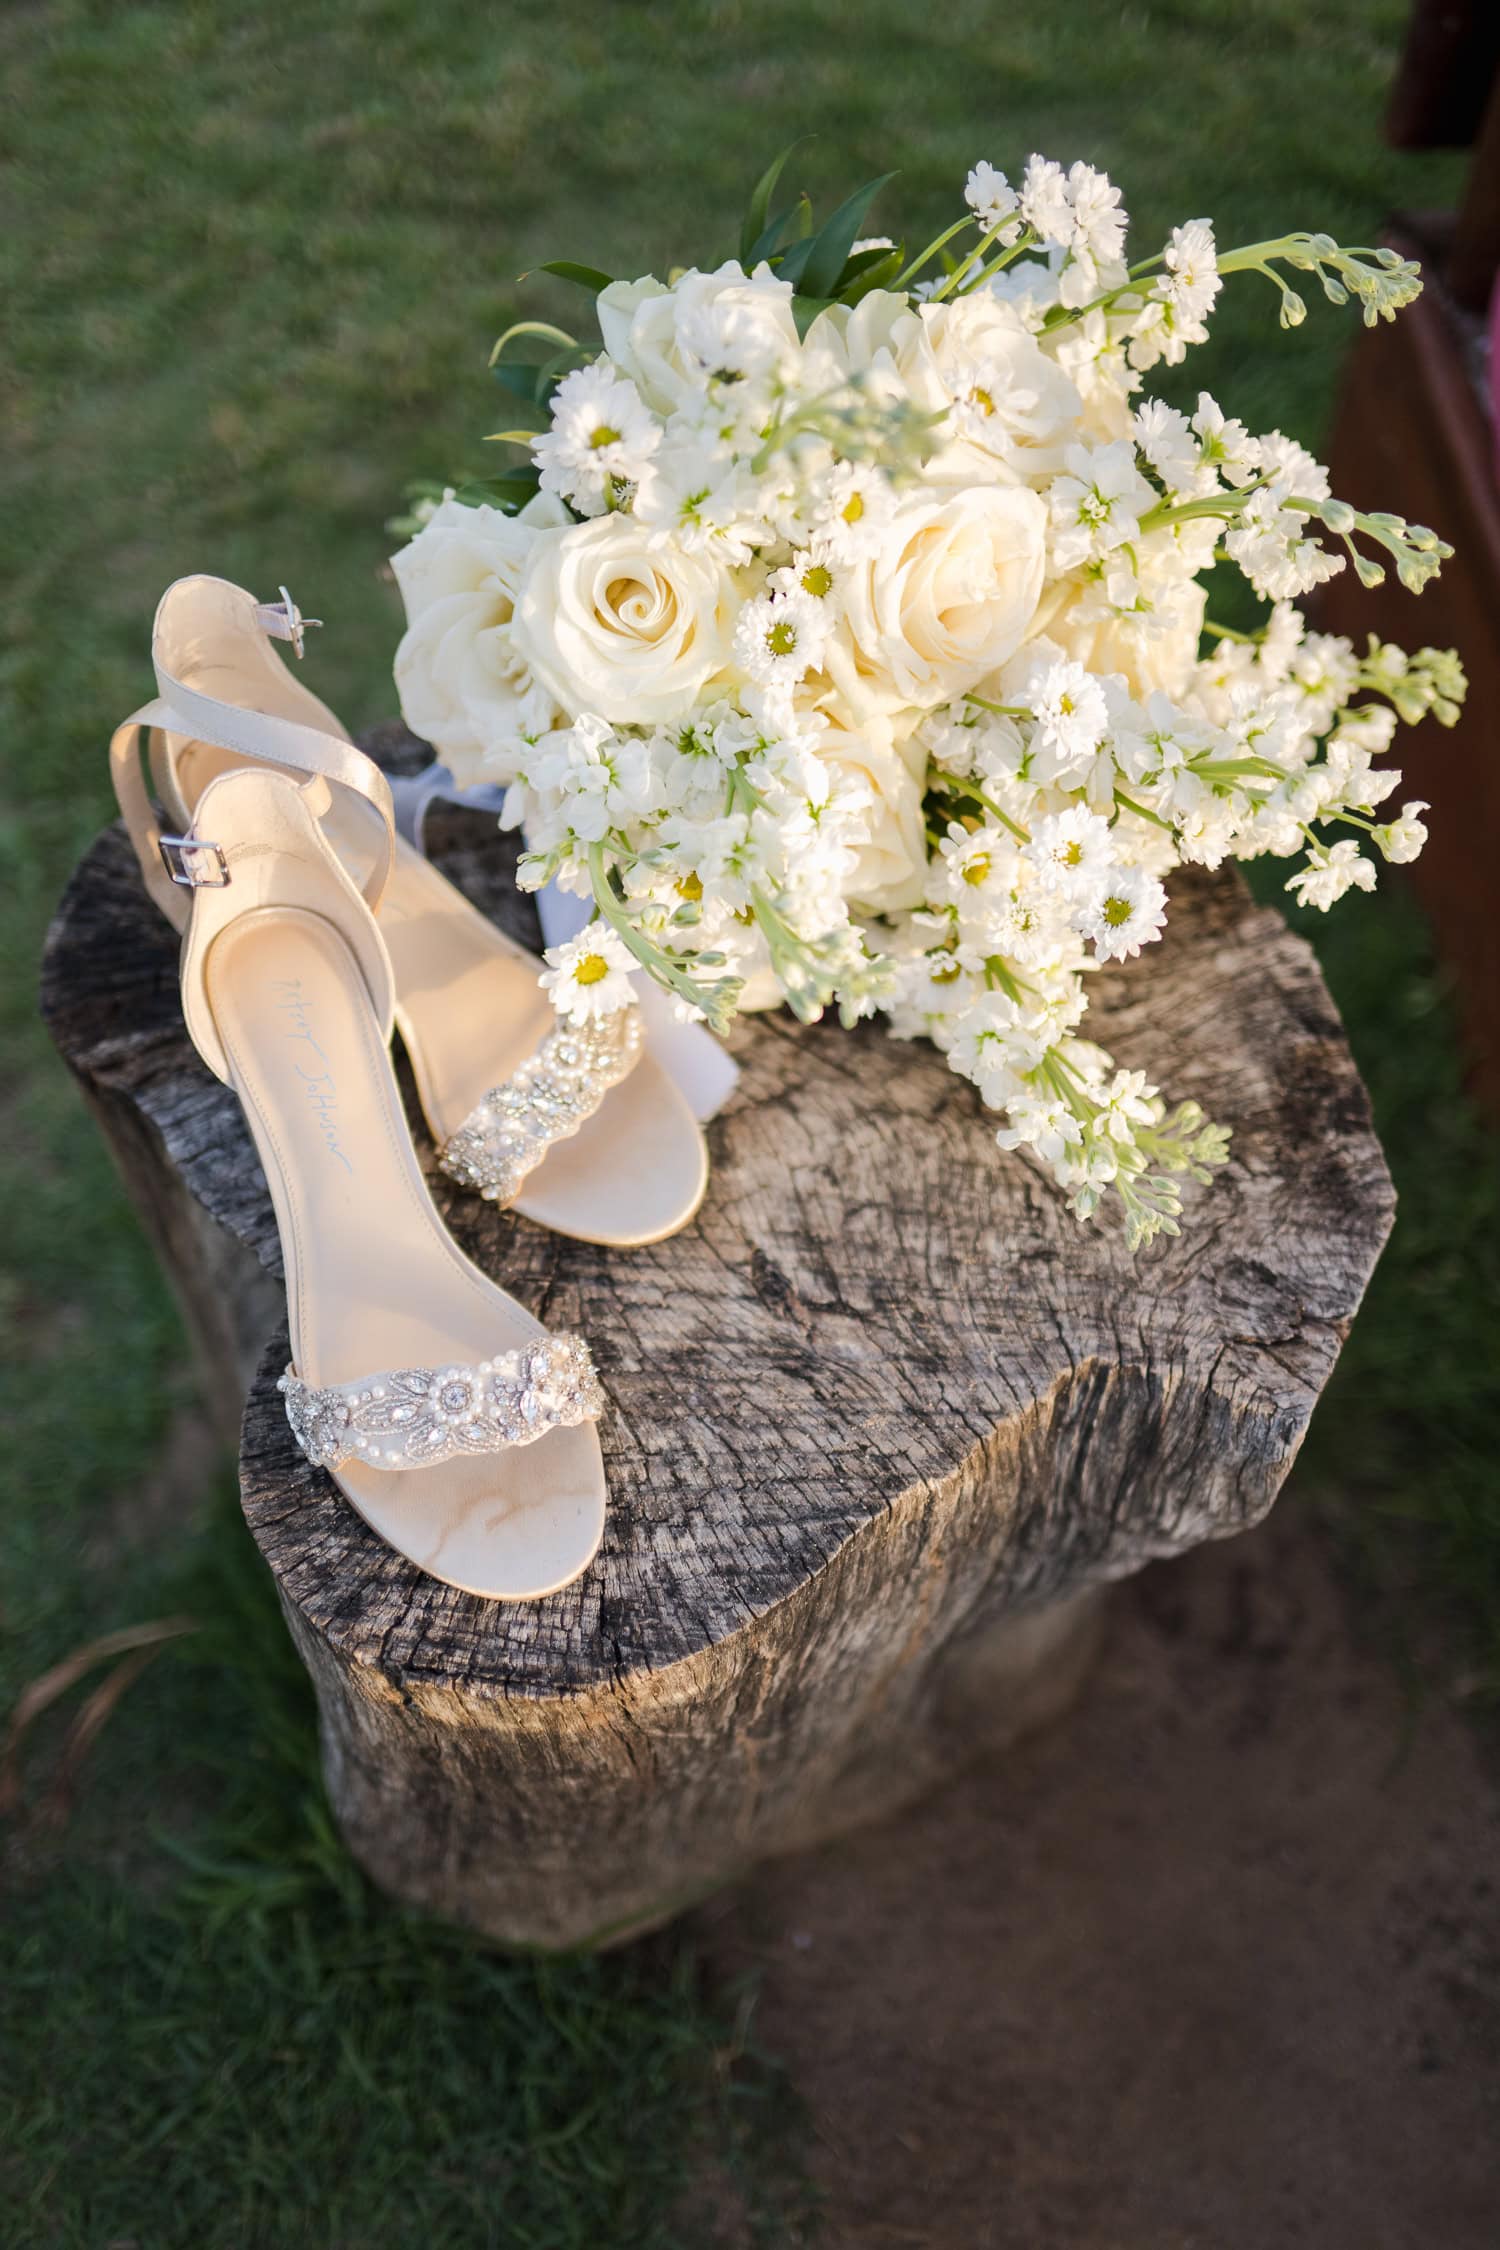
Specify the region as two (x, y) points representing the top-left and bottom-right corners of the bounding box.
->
(42, 721), (1395, 1946)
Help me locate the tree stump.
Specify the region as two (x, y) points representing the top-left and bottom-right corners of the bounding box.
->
(42, 723), (1395, 1949)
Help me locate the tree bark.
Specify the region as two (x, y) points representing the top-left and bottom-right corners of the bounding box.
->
(42, 723), (1395, 1947)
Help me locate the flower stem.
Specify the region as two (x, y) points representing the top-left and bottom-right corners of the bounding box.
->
(892, 216), (975, 291)
(1113, 789), (1174, 833)
(930, 215), (1021, 304)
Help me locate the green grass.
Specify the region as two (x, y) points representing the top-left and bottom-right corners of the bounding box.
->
(1, 0), (1496, 2240)
(2, 1496), (813, 2250)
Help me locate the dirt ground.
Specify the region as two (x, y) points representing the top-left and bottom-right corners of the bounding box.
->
(703, 1506), (1500, 2250)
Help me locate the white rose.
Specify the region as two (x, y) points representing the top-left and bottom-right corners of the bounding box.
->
(800, 288), (911, 381)
(390, 493), (568, 787)
(894, 296), (1084, 485)
(814, 708), (930, 914)
(512, 516), (736, 725)
(826, 485), (1047, 718)
(596, 261), (800, 416)
(1031, 576), (1207, 701)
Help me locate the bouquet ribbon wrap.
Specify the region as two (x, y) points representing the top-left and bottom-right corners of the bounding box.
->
(390, 761), (740, 1125)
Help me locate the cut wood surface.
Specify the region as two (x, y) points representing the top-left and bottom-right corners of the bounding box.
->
(42, 721), (1394, 1945)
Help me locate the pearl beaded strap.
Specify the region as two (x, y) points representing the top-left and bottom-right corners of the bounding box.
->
(278, 1337), (603, 1471)
(437, 1005), (645, 1204)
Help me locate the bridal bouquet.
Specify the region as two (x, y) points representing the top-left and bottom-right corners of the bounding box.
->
(391, 151), (1465, 1246)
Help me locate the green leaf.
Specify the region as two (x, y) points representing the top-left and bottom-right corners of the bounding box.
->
(835, 241), (905, 304)
(749, 193), (814, 268)
(488, 318), (576, 368)
(790, 294), (837, 338)
(491, 360), (549, 400)
(740, 139), (811, 264)
(453, 467), (542, 514)
(799, 171), (897, 300)
(773, 201), (822, 288)
(531, 259), (615, 294)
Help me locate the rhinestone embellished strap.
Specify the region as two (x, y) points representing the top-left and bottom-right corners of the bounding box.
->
(278, 1336), (603, 1471)
(437, 1005), (645, 1205)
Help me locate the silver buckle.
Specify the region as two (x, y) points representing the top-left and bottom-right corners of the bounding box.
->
(255, 584), (323, 661)
(158, 833), (231, 889)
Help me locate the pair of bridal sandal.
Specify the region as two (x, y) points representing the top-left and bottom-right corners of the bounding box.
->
(109, 576), (709, 1601)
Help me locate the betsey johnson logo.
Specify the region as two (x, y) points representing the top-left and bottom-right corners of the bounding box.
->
(273, 979), (354, 1176)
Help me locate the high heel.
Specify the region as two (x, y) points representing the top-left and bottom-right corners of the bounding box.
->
(114, 574), (710, 1247)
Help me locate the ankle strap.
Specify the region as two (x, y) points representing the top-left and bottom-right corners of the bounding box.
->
(110, 582), (397, 929)
(110, 695), (394, 931)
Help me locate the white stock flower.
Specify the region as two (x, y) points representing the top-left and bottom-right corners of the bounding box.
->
(1225, 491), (1344, 601)
(1132, 400), (1199, 494)
(1019, 157), (1127, 307)
(1373, 800), (1429, 864)
(513, 516), (736, 725)
(391, 493), (570, 787)
(964, 161), (1023, 244)
(544, 714), (655, 843)
(532, 361), (660, 517)
(1047, 440), (1154, 570)
(538, 923), (639, 1022)
(995, 1091), (1083, 1166)
(1096, 1068), (1159, 1141)
(632, 445), (777, 562)
(1255, 432), (1330, 503)
(1191, 393), (1259, 486)
(1158, 220), (1220, 323)
(949, 991), (1047, 1103)
(1285, 838), (1378, 909)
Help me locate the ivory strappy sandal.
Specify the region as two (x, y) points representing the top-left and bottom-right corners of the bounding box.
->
(106, 716), (608, 1598)
(115, 574), (708, 1248)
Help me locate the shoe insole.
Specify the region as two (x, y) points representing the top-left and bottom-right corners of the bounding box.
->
(378, 839), (709, 1246)
(204, 905), (606, 1598)
(171, 739), (708, 1247)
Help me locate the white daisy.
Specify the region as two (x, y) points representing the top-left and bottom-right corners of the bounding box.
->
(532, 362), (660, 518)
(809, 463), (897, 561)
(1073, 864), (1169, 960)
(732, 587), (829, 690)
(1025, 659), (1110, 772)
(770, 550), (843, 610)
(1024, 806), (1115, 895)
(935, 820), (1015, 904)
(538, 923), (638, 1021)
